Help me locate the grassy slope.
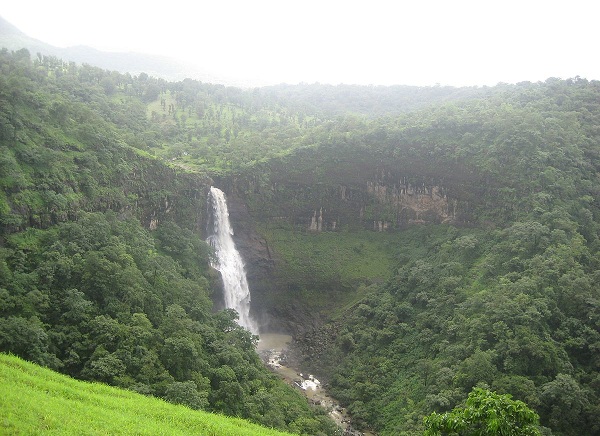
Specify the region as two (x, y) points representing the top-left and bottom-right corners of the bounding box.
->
(0, 354), (291, 436)
(259, 226), (463, 317)
(259, 228), (394, 308)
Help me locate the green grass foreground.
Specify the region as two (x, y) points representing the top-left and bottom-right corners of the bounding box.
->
(0, 353), (292, 436)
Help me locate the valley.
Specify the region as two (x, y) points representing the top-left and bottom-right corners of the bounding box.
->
(0, 44), (599, 435)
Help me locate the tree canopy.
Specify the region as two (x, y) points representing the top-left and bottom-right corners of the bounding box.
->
(424, 388), (541, 436)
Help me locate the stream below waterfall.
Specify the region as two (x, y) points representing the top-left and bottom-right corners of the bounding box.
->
(257, 333), (375, 436)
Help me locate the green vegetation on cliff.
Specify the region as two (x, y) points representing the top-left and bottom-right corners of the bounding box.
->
(259, 227), (397, 310)
(0, 49), (335, 435)
(298, 221), (599, 434)
(2, 44), (600, 436)
(0, 353), (292, 435)
(247, 79), (600, 435)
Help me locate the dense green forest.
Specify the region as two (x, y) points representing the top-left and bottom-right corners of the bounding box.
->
(252, 79), (600, 434)
(0, 48), (335, 435)
(233, 77), (600, 434)
(1, 46), (600, 436)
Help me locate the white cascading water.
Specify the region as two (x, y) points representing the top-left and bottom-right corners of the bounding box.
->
(206, 186), (259, 335)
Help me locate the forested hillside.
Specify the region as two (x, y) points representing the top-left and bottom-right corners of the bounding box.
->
(0, 48), (335, 435)
(238, 78), (600, 435)
(1, 44), (599, 436)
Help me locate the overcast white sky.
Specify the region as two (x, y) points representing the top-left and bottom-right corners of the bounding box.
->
(2, 0), (599, 87)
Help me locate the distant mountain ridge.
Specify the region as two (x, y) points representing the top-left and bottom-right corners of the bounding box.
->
(0, 15), (250, 86)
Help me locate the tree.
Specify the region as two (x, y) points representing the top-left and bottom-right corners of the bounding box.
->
(423, 388), (541, 436)
(0, 315), (58, 368)
(164, 380), (209, 410)
(538, 374), (592, 434)
(143, 83), (161, 102)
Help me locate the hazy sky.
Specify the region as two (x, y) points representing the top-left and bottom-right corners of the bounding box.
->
(2, 0), (599, 87)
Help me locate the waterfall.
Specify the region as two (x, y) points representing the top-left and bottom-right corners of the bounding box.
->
(206, 186), (259, 334)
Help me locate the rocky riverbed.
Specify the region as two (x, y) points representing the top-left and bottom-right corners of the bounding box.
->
(257, 333), (374, 436)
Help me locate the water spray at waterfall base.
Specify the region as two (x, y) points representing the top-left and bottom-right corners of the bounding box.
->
(207, 187), (259, 335)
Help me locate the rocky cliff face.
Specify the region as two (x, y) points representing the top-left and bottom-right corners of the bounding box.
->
(226, 169), (464, 233)
(211, 145), (486, 333)
(214, 190), (333, 334)
(219, 194), (271, 321)
(215, 166), (475, 334)
(140, 170), (211, 234)
(365, 172), (458, 227)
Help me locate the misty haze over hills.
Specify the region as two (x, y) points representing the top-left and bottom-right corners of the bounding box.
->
(0, 15), (252, 86)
